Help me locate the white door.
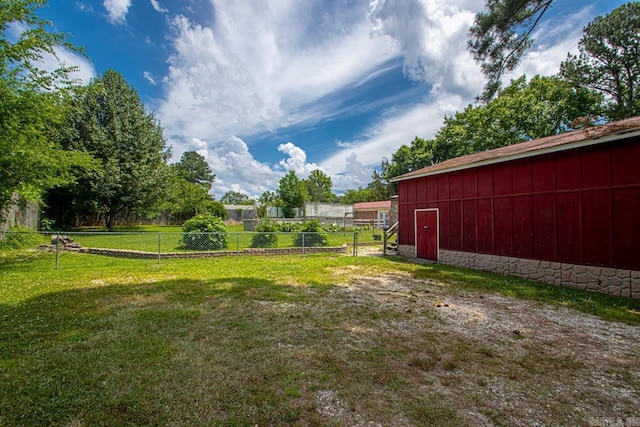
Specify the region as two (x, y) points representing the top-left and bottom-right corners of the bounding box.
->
(377, 211), (388, 228)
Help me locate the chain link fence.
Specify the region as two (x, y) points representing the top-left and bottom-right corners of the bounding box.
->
(0, 230), (385, 268)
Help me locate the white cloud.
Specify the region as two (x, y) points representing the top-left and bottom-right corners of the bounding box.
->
(155, 1), (404, 196)
(154, 0), (603, 197)
(143, 71), (156, 85)
(188, 136), (282, 198)
(76, 2), (94, 13)
(319, 1), (601, 182)
(331, 153), (374, 192)
(180, 137), (350, 198)
(150, 0), (168, 14)
(277, 142), (322, 177)
(369, 0), (485, 98)
(320, 90), (469, 177)
(157, 1), (398, 151)
(505, 6), (594, 82)
(103, 0), (131, 25)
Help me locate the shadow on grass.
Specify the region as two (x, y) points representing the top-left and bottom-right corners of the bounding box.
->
(0, 250), (52, 269)
(0, 277), (314, 426)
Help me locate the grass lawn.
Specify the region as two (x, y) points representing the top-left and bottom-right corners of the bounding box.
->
(1, 250), (639, 425)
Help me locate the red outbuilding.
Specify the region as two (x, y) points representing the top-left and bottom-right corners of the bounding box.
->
(390, 117), (640, 298)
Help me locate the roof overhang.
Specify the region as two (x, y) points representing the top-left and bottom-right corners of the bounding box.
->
(390, 128), (640, 183)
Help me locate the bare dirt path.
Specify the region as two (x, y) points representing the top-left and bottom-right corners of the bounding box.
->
(318, 269), (640, 426)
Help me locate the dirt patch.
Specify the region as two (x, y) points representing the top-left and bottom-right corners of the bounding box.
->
(318, 272), (640, 426)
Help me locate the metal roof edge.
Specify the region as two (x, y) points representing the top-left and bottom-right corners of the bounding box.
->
(389, 128), (640, 183)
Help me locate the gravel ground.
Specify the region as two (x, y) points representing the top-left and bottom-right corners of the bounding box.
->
(322, 269), (640, 426)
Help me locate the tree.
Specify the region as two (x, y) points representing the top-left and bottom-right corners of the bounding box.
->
(468, 0), (554, 101)
(432, 75), (602, 161)
(257, 190), (279, 218)
(429, 75), (600, 162)
(258, 191), (278, 206)
(0, 0), (93, 211)
(304, 169), (334, 203)
(277, 171), (308, 218)
(174, 151), (215, 190)
(162, 172), (213, 220)
(220, 191), (254, 205)
(560, 2), (640, 121)
(367, 170), (395, 201)
(337, 188), (372, 204)
(163, 152), (215, 220)
(382, 137), (435, 181)
(61, 70), (170, 231)
(383, 75), (603, 180)
(163, 152), (217, 221)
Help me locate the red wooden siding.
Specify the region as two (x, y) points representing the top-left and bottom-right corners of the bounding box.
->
(397, 138), (640, 270)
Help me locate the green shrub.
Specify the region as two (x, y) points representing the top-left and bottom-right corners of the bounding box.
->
(39, 218), (56, 232)
(250, 221), (279, 248)
(292, 219), (328, 247)
(277, 222), (302, 233)
(321, 223), (361, 233)
(2, 226), (44, 249)
(180, 215), (228, 250)
(207, 201), (229, 219)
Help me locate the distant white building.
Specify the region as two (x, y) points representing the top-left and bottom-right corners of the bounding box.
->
(224, 205), (258, 223)
(266, 202), (352, 219)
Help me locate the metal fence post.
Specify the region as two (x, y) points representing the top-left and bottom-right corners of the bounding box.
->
(236, 233), (240, 258)
(302, 232), (305, 256)
(383, 229), (387, 257)
(158, 233), (161, 265)
(353, 232), (357, 256)
(55, 232), (59, 269)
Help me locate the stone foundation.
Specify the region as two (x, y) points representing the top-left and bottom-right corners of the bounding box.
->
(399, 245), (639, 298)
(398, 245), (415, 258)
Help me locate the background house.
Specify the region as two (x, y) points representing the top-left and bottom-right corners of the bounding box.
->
(390, 117), (640, 298)
(265, 203), (352, 221)
(353, 201), (391, 228)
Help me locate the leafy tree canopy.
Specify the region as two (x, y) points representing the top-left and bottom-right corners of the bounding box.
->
(278, 171), (308, 218)
(560, 2), (640, 121)
(433, 75), (603, 159)
(174, 151), (215, 190)
(61, 70), (170, 231)
(337, 188), (373, 204)
(0, 0), (93, 210)
(0, 0), (80, 86)
(383, 75), (603, 181)
(303, 169), (335, 203)
(161, 151), (216, 220)
(367, 169), (395, 201)
(220, 191), (254, 205)
(258, 191), (279, 206)
(382, 137), (435, 180)
(162, 173), (212, 220)
(256, 190), (280, 218)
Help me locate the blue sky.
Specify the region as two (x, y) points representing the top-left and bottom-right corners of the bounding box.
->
(37, 0), (626, 198)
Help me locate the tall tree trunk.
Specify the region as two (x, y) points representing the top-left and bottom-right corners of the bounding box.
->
(106, 211), (114, 232)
